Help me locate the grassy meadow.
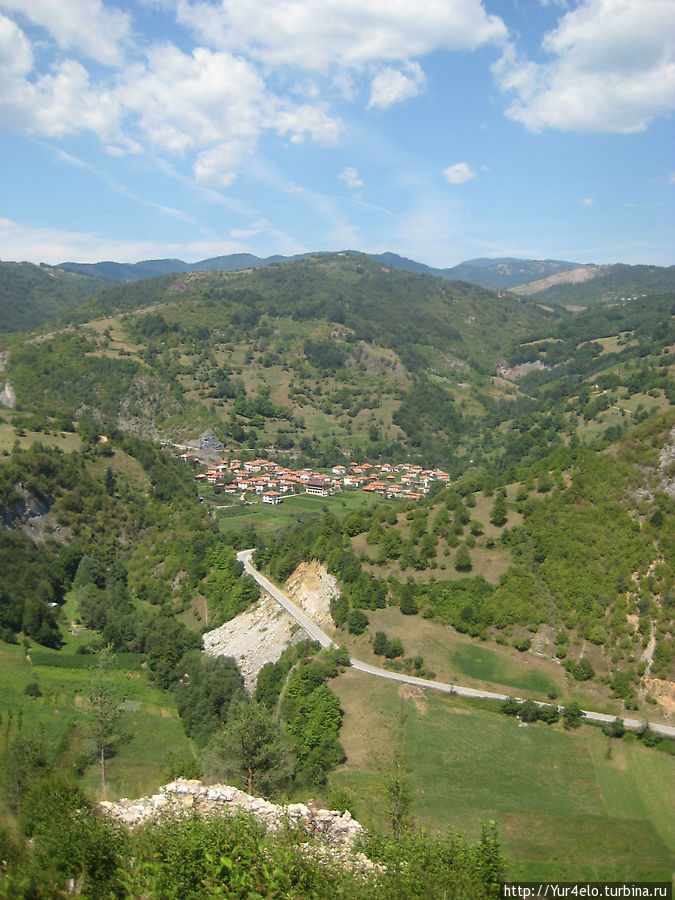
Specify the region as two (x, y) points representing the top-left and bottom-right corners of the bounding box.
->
(330, 669), (675, 881)
(0, 640), (194, 803)
(330, 607), (570, 701)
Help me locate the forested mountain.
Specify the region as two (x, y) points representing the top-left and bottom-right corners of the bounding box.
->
(513, 263), (675, 307)
(0, 262), (105, 333)
(2, 252), (672, 474)
(3, 253), (561, 469)
(57, 250), (580, 288)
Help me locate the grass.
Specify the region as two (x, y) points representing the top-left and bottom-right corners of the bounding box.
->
(0, 413), (83, 455)
(212, 489), (386, 536)
(0, 641), (194, 803)
(447, 643), (558, 695)
(332, 607), (566, 699)
(330, 669), (675, 881)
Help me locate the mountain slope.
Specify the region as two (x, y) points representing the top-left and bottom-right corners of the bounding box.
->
(4, 254), (556, 468)
(512, 263), (675, 307)
(0, 262), (105, 332)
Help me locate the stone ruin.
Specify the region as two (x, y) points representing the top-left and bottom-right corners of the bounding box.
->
(99, 779), (379, 873)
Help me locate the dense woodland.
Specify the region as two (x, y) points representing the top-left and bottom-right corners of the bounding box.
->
(0, 252), (673, 892)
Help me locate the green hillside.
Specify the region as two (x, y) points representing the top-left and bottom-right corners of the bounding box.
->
(4, 253), (559, 469)
(516, 263), (675, 307)
(0, 262), (105, 332)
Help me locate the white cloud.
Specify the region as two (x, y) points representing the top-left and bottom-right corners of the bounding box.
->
(0, 16), (124, 142)
(493, 0), (675, 132)
(443, 162), (476, 184)
(120, 45), (265, 157)
(271, 102), (342, 145)
(0, 216), (248, 265)
(0, 0), (130, 65)
(668, 173), (675, 185)
(176, 0), (507, 71)
(368, 62), (426, 109)
(581, 197), (596, 207)
(0, 0), (508, 191)
(340, 167), (364, 189)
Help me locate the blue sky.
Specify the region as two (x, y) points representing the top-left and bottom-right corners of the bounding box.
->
(0, 0), (673, 267)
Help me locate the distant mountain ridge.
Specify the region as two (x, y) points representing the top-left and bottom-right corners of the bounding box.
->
(56, 251), (583, 290)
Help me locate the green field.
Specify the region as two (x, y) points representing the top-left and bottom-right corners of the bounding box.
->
(0, 411), (83, 455)
(332, 607), (567, 701)
(211, 488), (386, 535)
(0, 641), (195, 802)
(331, 670), (675, 881)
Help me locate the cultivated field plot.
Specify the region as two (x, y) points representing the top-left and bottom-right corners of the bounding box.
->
(331, 669), (675, 882)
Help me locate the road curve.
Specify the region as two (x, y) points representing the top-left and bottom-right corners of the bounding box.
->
(237, 550), (675, 739)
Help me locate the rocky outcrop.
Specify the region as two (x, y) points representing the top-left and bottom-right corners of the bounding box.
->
(203, 561), (338, 690)
(286, 561), (338, 631)
(0, 381), (15, 408)
(0, 483), (69, 543)
(199, 430), (224, 451)
(100, 779), (368, 855)
(658, 426), (675, 499)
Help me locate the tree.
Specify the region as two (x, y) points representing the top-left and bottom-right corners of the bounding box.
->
(174, 652), (243, 745)
(518, 699), (540, 723)
(373, 631), (389, 655)
(501, 696), (520, 717)
(568, 657), (595, 681)
(562, 702), (583, 729)
(87, 647), (125, 795)
(385, 638), (404, 659)
(490, 495), (508, 527)
(454, 544), (472, 572)
(212, 696), (292, 796)
(104, 466), (117, 496)
(347, 609), (369, 634)
(0, 735), (49, 813)
(382, 748), (412, 839)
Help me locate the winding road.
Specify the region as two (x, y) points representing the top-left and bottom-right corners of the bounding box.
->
(237, 549), (675, 739)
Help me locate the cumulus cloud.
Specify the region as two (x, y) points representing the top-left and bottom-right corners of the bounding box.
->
(368, 62), (426, 109)
(443, 162), (476, 184)
(493, 0), (675, 132)
(0, 0), (510, 190)
(339, 167), (364, 189)
(0, 15), (124, 142)
(176, 0), (507, 71)
(0, 0), (130, 65)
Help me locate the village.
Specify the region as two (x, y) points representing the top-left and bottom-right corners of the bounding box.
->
(183, 453), (452, 505)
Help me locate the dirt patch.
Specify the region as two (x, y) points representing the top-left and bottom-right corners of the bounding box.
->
(643, 677), (675, 718)
(530, 624), (556, 657)
(609, 747), (628, 772)
(398, 683), (427, 714)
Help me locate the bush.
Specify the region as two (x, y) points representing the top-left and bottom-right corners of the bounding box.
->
(373, 631), (389, 655)
(347, 609), (369, 635)
(385, 638), (404, 659)
(566, 657), (595, 681)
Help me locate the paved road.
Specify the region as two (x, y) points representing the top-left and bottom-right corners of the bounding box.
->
(237, 549), (675, 739)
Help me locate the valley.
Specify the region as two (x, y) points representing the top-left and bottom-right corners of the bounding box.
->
(0, 251), (673, 891)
